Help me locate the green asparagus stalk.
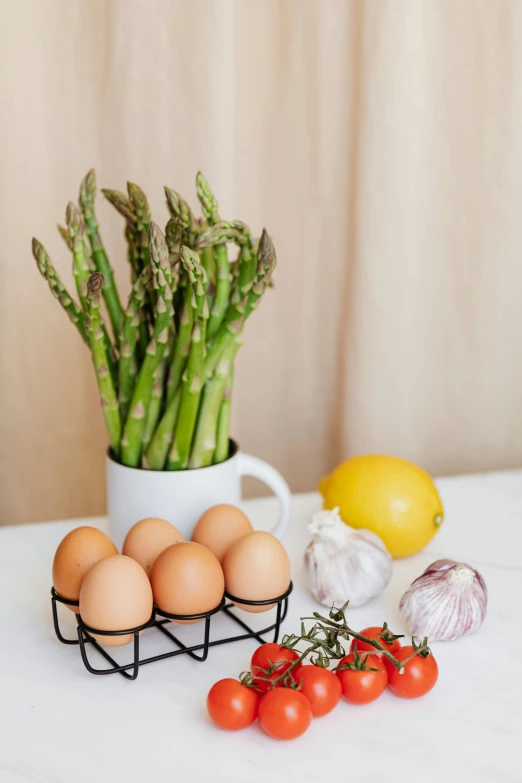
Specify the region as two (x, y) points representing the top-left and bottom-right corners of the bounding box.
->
(79, 170), (123, 341)
(118, 266), (152, 422)
(196, 171), (220, 225)
(196, 172), (230, 338)
(102, 191), (149, 354)
(124, 224), (141, 283)
(143, 386), (181, 470)
(200, 245), (216, 303)
(244, 229), (276, 316)
(236, 240), (257, 299)
(165, 280), (193, 403)
(165, 216), (183, 264)
(145, 282), (193, 467)
(141, 358), (166, 453)
(32, 239), (88, 343)
(164, 186), (198, 246)
(189, 333), (242, 468)
(121, 222), (173, 467)
(128, 182), (157, 317)
(57, 224), (72, 251)
(67, 202), (118, 380)
(214, 360), (235, 463)
(66, 202), (93, 311)
(148, 245), (204, 468)
(102, 189), (143, 283)
(165, 216), (185, 318)
(164, 216), (183, 293)
(203, 228), (276, 379)
(101, 188), (135, 225)
(166, 248), (209, 469)
(195, 221), (248, 250)
(86, 273), (122, 456)
(127, 182), (151, 266)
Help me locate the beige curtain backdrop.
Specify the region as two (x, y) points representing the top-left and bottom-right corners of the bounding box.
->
(1, 0), (521, 525)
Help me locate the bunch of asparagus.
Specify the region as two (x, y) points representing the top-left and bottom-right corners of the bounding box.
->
(32, 170), (276, 470)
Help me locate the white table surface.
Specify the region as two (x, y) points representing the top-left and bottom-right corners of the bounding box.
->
(0, 471), (520, 782)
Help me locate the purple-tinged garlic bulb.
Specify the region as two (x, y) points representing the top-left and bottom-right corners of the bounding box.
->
(399, 559), (487, 642)
(304, 507), (392, 608)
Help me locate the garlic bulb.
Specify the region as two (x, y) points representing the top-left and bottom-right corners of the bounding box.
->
(304, 507), (392, 608)
(399, 559), (487, 642)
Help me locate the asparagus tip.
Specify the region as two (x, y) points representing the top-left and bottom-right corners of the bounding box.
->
(79, 169), (96, 206)
(87, 271), (105, 298)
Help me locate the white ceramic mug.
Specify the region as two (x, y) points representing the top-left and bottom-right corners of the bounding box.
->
(106, 440), (291, 550)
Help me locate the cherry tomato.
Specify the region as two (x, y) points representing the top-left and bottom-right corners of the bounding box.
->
(387, 646), (438, 699)
(335, 652), (388, 704)
(207, 678), (260, 730)
(258, 688), (313, 740)
(250, 643), (302, 692)
(294, 665), (342, 717)
(350, 626), (402, 676)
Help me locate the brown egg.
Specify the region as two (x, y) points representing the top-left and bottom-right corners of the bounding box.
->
(191, 504), (253, 563)
(52, 526), (118, 610)
(222, 531), (291, 613)
(122, 517), (184, 576)
(79, 555), (153, 646)
(150, 542), (224, 622)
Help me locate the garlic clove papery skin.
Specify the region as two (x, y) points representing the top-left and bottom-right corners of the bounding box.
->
(304, 507), (392, 608)
(399, 559), (487, 642)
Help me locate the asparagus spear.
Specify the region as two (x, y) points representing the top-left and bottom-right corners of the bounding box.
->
(32, 239), (88, 343)
(166, 248), (209, 469)
(127, 182), (151, 265)
(214, 361), (235, 463)
(143, 386), (181, 470)
(102, 190), (149, 353)
(101, 188), (135, 225)
(164, 186), (198, 246)
(196, 172), (230, 338)
(125, 224), (140, 283)
(195, 221), (249, 250)
(165, 216), (183, 265)
(128, 182), (158, 318)
(121, 222), (173, 467)
(86, 273), (122, 456)
(189, 333), (242, 468)
(66, 202), (94, 307)
(66, 202), (118, 380)
(165, 216), (185, 320)
(102, 189), (143, 283)
(141, 358), (166, 453)
(57, 224), (72, 251)
(235, 240), (257, 299)
(146, 246), (201, 467)
(203, 228), (276, 379)
(79, 170), (123, 340)
(245, 229), (276, 314)
(118, 266), (152, 422)
(165, 279), (193, 403)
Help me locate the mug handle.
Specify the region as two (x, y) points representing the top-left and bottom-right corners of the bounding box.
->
(237, 452), (291, 540)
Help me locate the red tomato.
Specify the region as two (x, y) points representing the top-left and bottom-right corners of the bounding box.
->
(258, 688), (313, 740)
(294, 665), (342, 717)
(350, 626), (402, 656)
(387, 646), (438, 699)
(335, 653), (388, 704)
(250, 643), (302, 692)
(207, 678), (260, 730)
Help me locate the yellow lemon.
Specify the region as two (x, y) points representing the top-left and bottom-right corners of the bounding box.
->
(318, 455), (444, 558)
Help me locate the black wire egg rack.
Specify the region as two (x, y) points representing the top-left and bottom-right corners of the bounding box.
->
(51, 582), (293, 680)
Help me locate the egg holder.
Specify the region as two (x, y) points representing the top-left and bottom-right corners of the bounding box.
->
(51, 582), (293, 680)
